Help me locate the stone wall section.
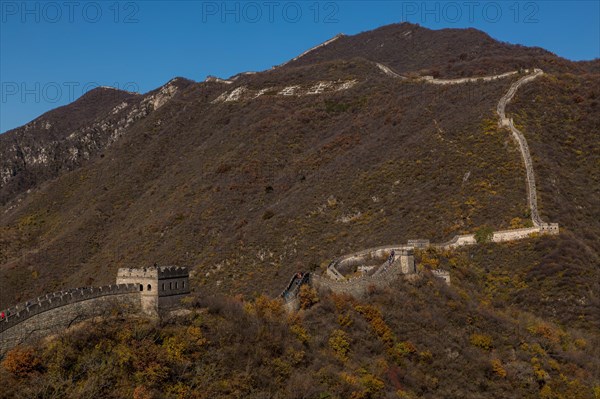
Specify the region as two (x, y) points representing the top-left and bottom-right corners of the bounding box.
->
(0, 285), (140, 355)
(307, 65), (560, 298)
(312, 254), (414, 298)
(496, 69), (545, 226)
(1, 267), (190, 355)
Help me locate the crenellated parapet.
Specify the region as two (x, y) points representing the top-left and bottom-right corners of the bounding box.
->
(1, 266), (190, 355)
(116, 266), (189, 280)
(116, 266), (190, 316)
(158, 266), (189, 279)
(312, 252), (416, 298)
(0, 284), (138, 334)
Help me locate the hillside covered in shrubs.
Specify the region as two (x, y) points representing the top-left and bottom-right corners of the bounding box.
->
(1, 22), (599, 398)
(2, 236), (599, 398)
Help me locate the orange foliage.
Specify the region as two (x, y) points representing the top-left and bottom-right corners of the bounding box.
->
(355, 304), (395, 346)
(1, 346), (42, 378)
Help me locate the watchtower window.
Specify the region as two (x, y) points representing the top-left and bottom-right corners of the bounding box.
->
(175, 282), (178, 289)
(169, 282), (172, 289)
(139, 284), (143, 291)
(182, 281), (185, 288)
(147, 284), (152, 291)
(162, 283), (165, 291)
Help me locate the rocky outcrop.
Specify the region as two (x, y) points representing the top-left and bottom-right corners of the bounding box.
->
(0, 78), (193, 206)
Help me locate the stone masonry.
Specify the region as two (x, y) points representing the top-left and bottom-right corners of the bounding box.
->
(280, 67), (560, 306)
(0, 266), (189, 356)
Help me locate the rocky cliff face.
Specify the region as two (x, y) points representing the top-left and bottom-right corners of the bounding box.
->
(0, 78), (193, 206)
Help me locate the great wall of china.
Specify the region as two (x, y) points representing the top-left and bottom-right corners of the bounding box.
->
(281, 66), (559, 308)
(1, 60), (560, 353)
(0, 266), (189, 355)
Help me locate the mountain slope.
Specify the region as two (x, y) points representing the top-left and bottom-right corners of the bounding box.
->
(0, 64), (530, 306)
(0, 23), (597, 322)
(1, 22), (599, 399)
(0, 78), (194, 206)
(283, 23), (587, 78)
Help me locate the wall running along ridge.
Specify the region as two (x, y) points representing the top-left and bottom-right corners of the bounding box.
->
(0, 284), (141, 355)
(280, 67), (559, 305)
(0, 267), (190, 356)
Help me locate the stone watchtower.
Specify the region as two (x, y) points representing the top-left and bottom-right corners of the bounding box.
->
(116, 266), (190, 316)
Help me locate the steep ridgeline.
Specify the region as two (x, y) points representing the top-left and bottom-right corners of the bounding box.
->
(0, 78), (193, 206)
(281, 68), (560, 308)
(373, 65), (556, 229)
(496, 69), (545, 226)
(281, 23), (584, 77)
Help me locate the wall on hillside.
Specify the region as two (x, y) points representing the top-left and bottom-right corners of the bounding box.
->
(492, 227), (540, 242)
(313, 255), (414, 298)
(0, 285), (141, 355)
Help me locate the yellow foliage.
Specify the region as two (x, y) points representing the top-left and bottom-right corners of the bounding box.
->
(539, 385), (553, 399)
(286, 348), (305, 366)
(247, 294), (284, 319)
(298, 284), (319, 309)
(186, 326), (208, 347)
(548, 359), (560, 371)
(340, 371), (359, 386)
(419, 250), (440, 269)
(469, 333), (493, 350)
(290, 324), (310, 344)
(394, 341), (417, 357)
(531, 357), (549, 384)
(359, 373), (385, 394)
(491, 359), (507, 378)
(527, 322), (565, 346)
(509, 217), (526, 229)
(355, 304), (395, 346)
(163, 336), (186, 361)
(165, 382), (194, 399)
(114, 343), (135, 368)
(329, 329), (351, 360)
(338, 312), (353, 328)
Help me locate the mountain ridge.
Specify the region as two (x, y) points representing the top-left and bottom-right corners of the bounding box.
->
(0, 22), (599, 398)
(0, 23), (597, 321)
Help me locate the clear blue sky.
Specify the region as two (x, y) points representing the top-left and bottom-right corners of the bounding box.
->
(1, 0), (599, 133)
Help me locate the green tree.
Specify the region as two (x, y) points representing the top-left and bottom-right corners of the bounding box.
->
(475, 226), (494, 243)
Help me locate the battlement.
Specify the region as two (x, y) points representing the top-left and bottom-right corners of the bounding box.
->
(1, 266), (191, 355)
(539, 223), (559, 234)
(116, 266), (190, 315)
(117, 266), (189, 280)
(431, 269), (451, 285)
(0, 284), (138, 333)
(407, 239), (430, 249)
(158, 266), (189, 279)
